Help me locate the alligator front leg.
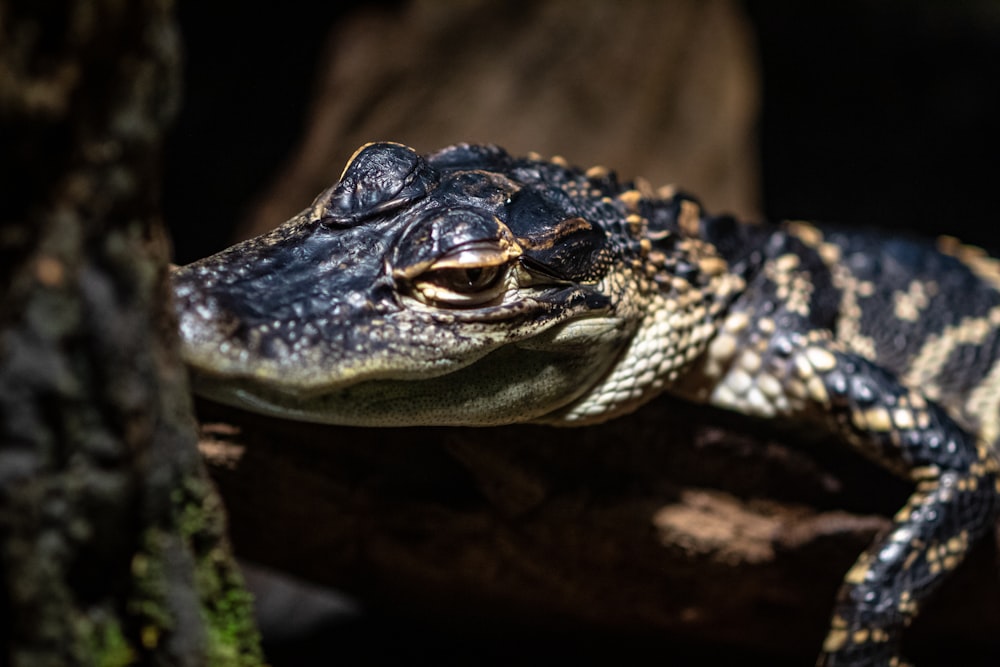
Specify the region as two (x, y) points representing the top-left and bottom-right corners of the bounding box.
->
(814, 352), (999, 665)
(703, 332), (1000, 665)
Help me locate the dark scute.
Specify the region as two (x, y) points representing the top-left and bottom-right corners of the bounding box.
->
(393, 206), (507, 270)
(425, 143), (512, 171)
(673, 260), (699, 283)
(323, 142), (438, 227)
(701, 213), (769, 278)
(507, 188), (609, 282)
(506, 187), (578, 236)
(648, 191), (703, 236)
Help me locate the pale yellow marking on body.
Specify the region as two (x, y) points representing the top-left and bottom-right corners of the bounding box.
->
(807, 329), (831, 343)
(618, 189), (642, 212)
(805, 346), (838, 372)
(704, 333), (738, 378)
(819, 242), (842, 264)
(678, 199), (701, 236)
(739, 350), (762, 374)
(902, 304), (1000, 399)
(807, 376), (829, 405)
(851, 410), (869, 431)
(892, 408), (915, 430)
(823, 630), (849, 654)
(823, 619), (849, 654)
(626, 213), (645, 236)
(827, 258), (880, 360)
(670, 277), (690, 293)
(727, 368), (753, 394)
(757, 373), (782, 399)
(774, 252), (800, 272)
(939, 235), (1000, 292)
(585, 165), (610, 179)
(639, 238), (652, 257)
(863, 407), (893, 432)
(698, 256), (728, 276)
(786, 221), (846, 267)
(786, 378), (807, 400)
(656, 183), (677, 199)
(959, 476), (979, 492)
(844, 553), (873, 585)
(648, 249), (667, 266)
(785, 220), (824, 247)
(724, 310), (751, 333)
(896, 592), (918, 617)
(927, 529), (970, 572)
(964, 352), (1000, 445)
(760, 252), (815, 318)
(909, 465), (941, 482)
(793, 353), (812, 379)
(892, 280), (936, 322)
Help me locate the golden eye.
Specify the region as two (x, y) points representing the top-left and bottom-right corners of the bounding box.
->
(408, 245), (513, 307)
(396, 236), (522, 308)
(428, 265), (503, 294)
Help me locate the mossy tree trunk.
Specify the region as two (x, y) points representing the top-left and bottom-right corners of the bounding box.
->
(0, 1), (262, 665)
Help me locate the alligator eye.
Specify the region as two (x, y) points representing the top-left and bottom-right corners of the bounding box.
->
(409, 245), (512, 307)
(430, 266), (503, 293)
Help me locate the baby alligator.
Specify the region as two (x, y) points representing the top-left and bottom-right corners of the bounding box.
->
(173, 142), (1000, 665)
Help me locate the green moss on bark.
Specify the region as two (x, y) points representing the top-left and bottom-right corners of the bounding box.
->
(0, 1), (264, 664)
(130, 478), (262, 667)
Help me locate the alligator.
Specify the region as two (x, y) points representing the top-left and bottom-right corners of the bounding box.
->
(172, 141), (1000, 666)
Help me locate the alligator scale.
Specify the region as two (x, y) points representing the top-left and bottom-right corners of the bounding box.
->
(173, 142), (1000, 666)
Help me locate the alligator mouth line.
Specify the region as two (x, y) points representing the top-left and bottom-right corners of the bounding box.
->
(188, 336), (624, 427)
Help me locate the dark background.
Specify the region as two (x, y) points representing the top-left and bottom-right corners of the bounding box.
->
(163, 2), (1000, 664)
(165, 1), (1000, 263)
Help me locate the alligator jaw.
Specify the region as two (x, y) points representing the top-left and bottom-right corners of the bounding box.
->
(186, 339), (625, 427)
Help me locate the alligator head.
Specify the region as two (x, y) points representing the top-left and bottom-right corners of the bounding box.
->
(172, 142), (739, 426)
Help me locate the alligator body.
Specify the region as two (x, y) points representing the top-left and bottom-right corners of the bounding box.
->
(173, 142), (1000, 665)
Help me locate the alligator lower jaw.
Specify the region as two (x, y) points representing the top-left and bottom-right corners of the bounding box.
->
(187, 344), (620, 428)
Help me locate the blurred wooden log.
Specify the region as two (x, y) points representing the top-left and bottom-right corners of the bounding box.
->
(198, 395), (1000, 664)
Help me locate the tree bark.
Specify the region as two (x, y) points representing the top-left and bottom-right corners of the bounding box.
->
(0, 2), (262, 665)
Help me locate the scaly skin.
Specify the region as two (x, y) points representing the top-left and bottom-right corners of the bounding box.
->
(173, 142), (1000, 665)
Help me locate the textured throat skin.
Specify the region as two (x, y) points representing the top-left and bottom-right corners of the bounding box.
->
(173, 142), (1000, 666)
